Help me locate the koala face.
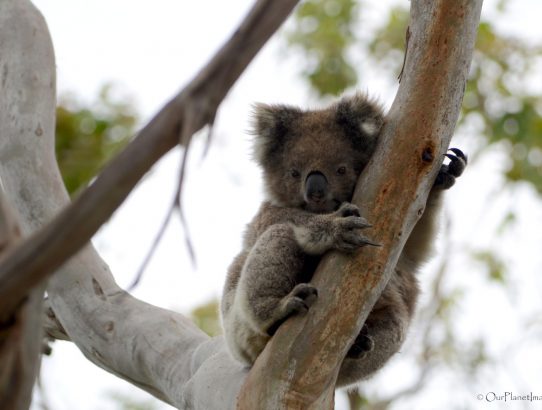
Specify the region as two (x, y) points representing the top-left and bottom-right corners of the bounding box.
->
(252, 94), (384, 213)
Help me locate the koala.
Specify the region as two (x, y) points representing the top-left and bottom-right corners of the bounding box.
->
(220, 93), (467, 387)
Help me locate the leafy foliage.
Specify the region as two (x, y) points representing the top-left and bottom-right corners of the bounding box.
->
(472, 250), (507, 283)
(190, 299), (222, 337)
(468, 23), (542, 192)
(287, 0), (359, 96)
(55, 85), (137, 195)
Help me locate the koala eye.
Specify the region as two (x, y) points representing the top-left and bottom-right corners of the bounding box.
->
(290, 169), (301, 178)
(337, 166), (347, 175)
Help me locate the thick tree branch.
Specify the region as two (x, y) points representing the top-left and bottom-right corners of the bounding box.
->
(0, 0), (300, 315)
(0, 192), (45, 410)
(0, 2), (54, 408)
(237, 0), (483, 408)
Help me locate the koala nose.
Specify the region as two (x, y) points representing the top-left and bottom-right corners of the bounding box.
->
(305, 171), (328, 203)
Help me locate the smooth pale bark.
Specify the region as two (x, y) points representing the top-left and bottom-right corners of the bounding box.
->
(237, 0), (483, 408)
(0, 1), (55, 408)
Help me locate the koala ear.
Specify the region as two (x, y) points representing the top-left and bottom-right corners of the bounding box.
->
(250, 103), (303, 166)
(335, 93), (385, 152)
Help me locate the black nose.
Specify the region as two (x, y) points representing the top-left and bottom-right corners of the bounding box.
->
(305, 171), (328, 203)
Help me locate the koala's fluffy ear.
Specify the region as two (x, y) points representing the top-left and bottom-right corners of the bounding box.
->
(335, 93), (385, 152)
(250, 103), (303, 166)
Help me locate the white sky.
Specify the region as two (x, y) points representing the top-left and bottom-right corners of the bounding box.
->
(28, 0), (542, 409)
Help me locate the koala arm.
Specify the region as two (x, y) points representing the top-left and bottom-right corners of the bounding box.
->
(400, 148), (467, 270)
(250, 202), (375, 256)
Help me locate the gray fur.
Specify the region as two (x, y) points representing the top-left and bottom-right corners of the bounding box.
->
(220, 93), (467, 387)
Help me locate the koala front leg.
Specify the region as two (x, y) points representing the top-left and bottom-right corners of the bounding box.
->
(252, 203), (375, 331)
(223, 224), (318, 364)
(291, 203), (377, 255)
(240, 224), (319, 336)
(268, 204), (375, 327)
(228, 204), (375, 364)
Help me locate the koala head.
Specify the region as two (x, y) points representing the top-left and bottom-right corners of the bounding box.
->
(251, 93), (384, 213)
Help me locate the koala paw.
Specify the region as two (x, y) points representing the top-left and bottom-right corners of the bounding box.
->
(336, 202), (363, 218)
(267, 284), (318, 336)
(331, 203), (379, 252)
(283, 283), (318, 314)
(346, 324), (374, 359)
(433, 148), (468, 190)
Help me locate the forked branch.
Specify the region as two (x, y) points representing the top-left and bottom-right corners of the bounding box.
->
(0, 0), (301, 315)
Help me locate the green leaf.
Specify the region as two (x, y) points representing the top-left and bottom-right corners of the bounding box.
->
(55, 85), (137, 195)
(190, 299), (222, 337)
(287, 0), (359, 96)
(471, 250), (507, 283)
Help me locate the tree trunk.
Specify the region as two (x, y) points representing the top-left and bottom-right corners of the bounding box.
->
(0, 1), (57, 408)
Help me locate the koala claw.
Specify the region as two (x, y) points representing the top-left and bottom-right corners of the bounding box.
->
(331, 204), (379, 252)
(449, 147), (467, 160)
(267, 284), (318, 336)
(434, 147), (468, 190)
(291, 283), (318, 304)
(347, 325), (375, 358)
(338, 231), (380, 250)
(337, 202), (362, 218)
(339, 216), (372, 231)
(335, 203), (371, 228)
(446, 148), (468, 177)
(283, 283), (318, 314)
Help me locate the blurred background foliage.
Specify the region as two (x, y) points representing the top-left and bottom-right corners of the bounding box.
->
(190, 299), (222, 337)
(55, 85), (136, 195)
(52, 1), (540, 409)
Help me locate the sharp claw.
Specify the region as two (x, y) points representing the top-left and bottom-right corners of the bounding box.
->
(445, 153), (457, 161)
(343, 216), (372, 230)
(360, 237), (381, 247)
(356, 220), (372, 229)
(448, 148), (468, 163)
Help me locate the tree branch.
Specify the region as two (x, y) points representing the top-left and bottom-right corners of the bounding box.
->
(0, 2), (54, 408)
(0, 0), (300, 315)
(237, 0), (483, 408)
(0, 191), (45, 410)
(0, 0), (301, 408)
